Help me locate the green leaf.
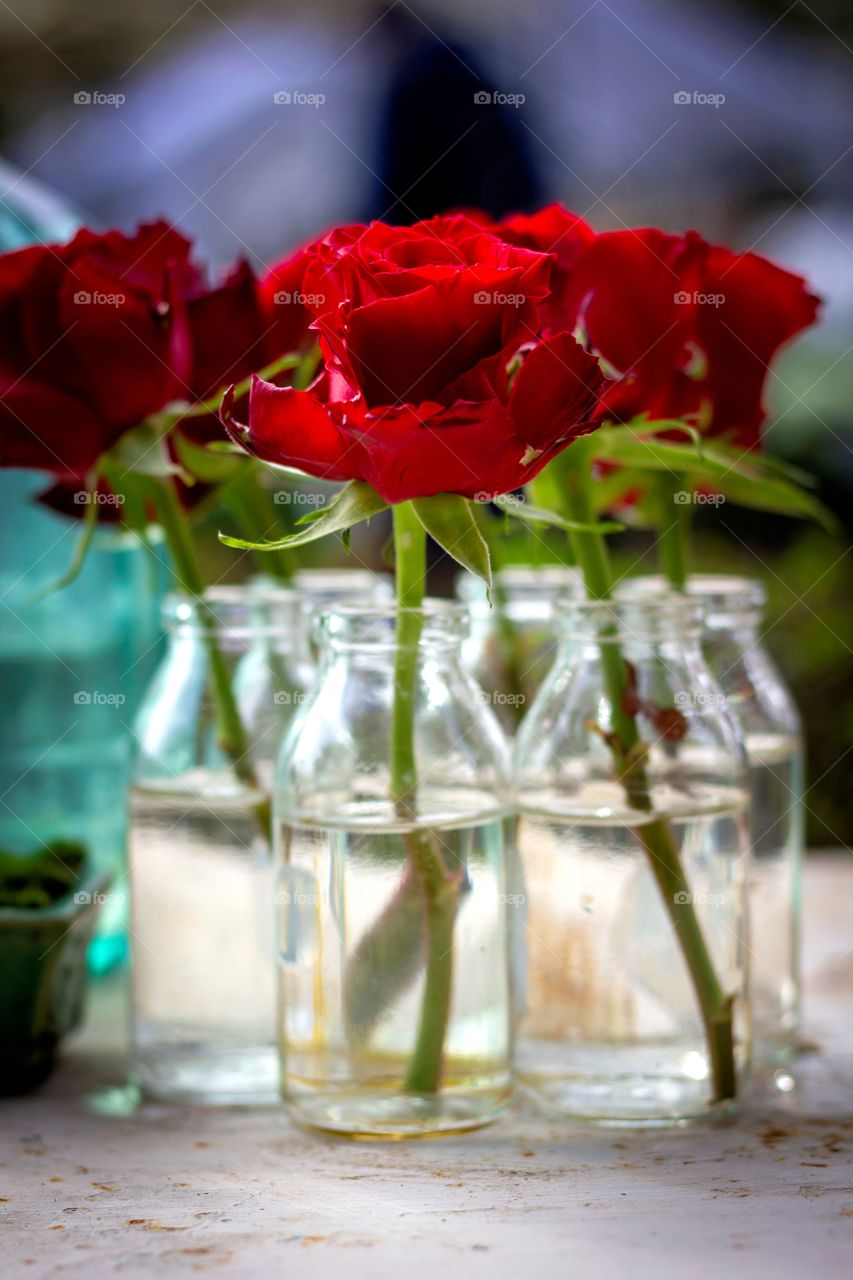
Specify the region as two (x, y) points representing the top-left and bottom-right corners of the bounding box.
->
(595, 431), (835, 529)
(412, 495), (492, 591)
(219, 479), (388, 552)
(108, 421), (190, 481)
(172, 432), (245, 485)
(492, 493), (623, 535)
(714, 469), (837, 529)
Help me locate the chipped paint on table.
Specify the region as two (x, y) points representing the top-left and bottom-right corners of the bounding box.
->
(1, 854), (852, 1279)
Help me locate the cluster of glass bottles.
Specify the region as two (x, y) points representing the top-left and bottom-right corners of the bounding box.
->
(128, 566), (804, 1132)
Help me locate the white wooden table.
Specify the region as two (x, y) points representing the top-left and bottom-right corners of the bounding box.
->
(2, 854), (852, 1279)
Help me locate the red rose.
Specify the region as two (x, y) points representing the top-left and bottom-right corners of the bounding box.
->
(564, 228), (821, 447)
(260, 243), (317, 360)
(480, 204), (596, 338)
(0, 223), (281, 480)
(223, 216), (610, 504)
(0, 223), (197, 476)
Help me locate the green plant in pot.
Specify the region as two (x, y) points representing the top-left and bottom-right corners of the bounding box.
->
(0, 842), (107, 1093)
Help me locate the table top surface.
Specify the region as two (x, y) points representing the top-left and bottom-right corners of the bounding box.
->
(2, 853), (852, 1280)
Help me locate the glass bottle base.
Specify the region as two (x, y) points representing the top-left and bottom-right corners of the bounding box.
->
(517, 1044), (738, 1127)
(284, 1086), (509, 1139)
(134, 1043), (279, 1107)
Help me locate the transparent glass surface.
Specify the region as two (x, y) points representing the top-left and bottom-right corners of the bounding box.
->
(456, 565), (583, 732)
(276, 601), (513, 1137)
(618, 575), (803, 1067)
(514, 598), (750, 1125)
(129, 587), (307, 1105)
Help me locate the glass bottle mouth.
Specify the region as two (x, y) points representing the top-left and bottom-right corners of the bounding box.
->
(455, 564), (583, 619)
(318, 599), (470, 651)
(557, 595), (705, 642)
(615, 574), (766, 628)
(292, 567), (394, 605)
(163, 585), (302, 639)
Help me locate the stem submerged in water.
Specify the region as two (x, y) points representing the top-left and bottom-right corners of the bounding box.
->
(560, 443), (736, 1104)
(390, 502), (458, 1095)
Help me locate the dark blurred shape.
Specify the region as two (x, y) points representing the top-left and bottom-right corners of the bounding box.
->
(371, 5), (542, 222)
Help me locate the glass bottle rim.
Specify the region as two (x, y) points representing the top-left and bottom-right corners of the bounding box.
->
(162, 584), (301, 638)
(615, 573), (766, 626)
(456, 563), (582, 597)
(556, 594), (705, 641)
(293, 566), (393, 599)
(318, 598), (469, 650)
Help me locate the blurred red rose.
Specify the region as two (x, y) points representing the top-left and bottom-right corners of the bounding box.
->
(224, 215), (610, 504)
(0, 222), (282, 480)
(563, 227), (821, 447)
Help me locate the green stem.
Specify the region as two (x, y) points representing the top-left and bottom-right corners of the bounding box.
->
(224, 466), (296, 581)
(390, 502), (458, 1095)
(150, 478), (271, 836)
(656, 473), (691, 590)
(560, 443), (736, 1103)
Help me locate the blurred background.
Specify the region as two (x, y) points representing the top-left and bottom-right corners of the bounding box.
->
(1, 0), (851, 844)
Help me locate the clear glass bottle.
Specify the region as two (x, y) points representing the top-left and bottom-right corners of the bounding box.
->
(618, 575), (803, 1068)
(514, 597), (750, 1125)
(455, 565), (582, 731)
(276, 601), (513, 1138)
(129, 586), (306, 1104)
